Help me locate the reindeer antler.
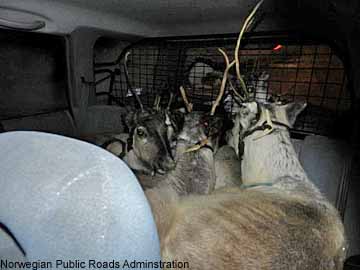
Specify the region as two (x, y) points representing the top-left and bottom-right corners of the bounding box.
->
(153, 95), (161, 111)
(184, 138), (209, 153)
(210, 48), (236, 115)
(234, 0), (264, 100)
(209, 0), (264, 114)
(124, 51), (144, 112)
(228, 79), (246, 102)
(166, 92), (174, 111)
(179, 86), (193, 113)
(253, 109), (274, 141)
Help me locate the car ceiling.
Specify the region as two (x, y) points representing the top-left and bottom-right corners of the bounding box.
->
(0, 0), (286, 37)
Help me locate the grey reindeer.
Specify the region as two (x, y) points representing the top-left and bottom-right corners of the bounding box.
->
(139, 84), (226, 193)
(232, 100), (346, 268)
(145, 100), (346, 270)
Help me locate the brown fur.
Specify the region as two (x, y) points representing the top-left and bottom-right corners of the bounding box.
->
(214, 145), (242, 189)
(145, 102), (346, 270)
(146, 186), (345, 270)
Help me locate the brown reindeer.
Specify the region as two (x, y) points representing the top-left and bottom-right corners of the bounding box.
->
(85, 53), (183, 177)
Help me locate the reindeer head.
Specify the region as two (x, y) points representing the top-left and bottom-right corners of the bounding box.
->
(175, 45), (238, 156)
(227, 100), (307, 156)
(177, 82), (228, 155)
(176, 112), (223, 155)
(122, 51), (185, 175)
(124, 109), (182, 175)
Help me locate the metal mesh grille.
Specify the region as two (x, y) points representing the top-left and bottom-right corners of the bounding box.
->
(94, 32), (352, 138)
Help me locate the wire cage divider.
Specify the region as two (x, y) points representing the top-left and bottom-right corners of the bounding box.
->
(94, 32), (353, 139)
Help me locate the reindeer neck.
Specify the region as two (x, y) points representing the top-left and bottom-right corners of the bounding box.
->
(166, 144), (215, 196)
(241, 130), (308, 185)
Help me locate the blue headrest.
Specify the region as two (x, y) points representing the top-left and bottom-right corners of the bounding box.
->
(0, 131), (160, 268)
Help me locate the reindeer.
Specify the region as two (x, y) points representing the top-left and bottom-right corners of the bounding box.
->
(144, 87), (226, 208)
(85, 53), (183, 178)
(134, 82), (226, 191)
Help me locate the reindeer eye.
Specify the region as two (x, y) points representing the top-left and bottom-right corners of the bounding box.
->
(136, 127), (146, 137)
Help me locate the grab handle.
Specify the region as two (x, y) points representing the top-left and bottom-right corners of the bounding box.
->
(0, 17), (45, 31)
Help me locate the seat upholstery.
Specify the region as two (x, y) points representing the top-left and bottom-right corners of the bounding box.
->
(1, 110), (77, 137)
(0, 105), (127, 139)
(292, 135), (352, 217)
(76, 105), (126, 137)
(0, 131), (160, 266)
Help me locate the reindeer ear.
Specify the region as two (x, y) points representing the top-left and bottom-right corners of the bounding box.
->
(284, 101), (307, 126)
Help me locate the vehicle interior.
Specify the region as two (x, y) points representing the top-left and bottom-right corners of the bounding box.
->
(0, 0), (359, 268)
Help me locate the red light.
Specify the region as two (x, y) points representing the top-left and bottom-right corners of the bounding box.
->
(273, 44), (283, 51)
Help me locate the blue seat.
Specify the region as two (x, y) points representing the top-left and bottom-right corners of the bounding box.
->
(0, 131), (160, 268)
